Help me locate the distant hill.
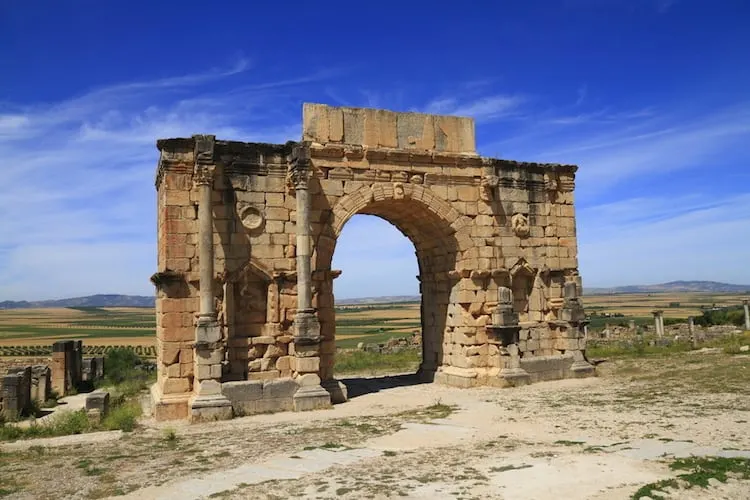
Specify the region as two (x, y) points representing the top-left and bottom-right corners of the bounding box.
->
(0, 294), (155, 309)
(585, 281), (750, 295)
(1, 281), (746, 310)
(336, 295), (420, 305)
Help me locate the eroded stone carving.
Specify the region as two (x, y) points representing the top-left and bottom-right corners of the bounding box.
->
(511, 213), (530, 238)
(480, 175), (499, 201)
(237, 204), (264, 231)
(393, 182), (405, 200)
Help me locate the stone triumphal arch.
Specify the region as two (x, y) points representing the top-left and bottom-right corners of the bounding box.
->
(151, 103), (594, 421)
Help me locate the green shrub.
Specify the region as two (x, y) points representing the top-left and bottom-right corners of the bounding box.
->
(101, 402), (141, 432)
(52, 410), (91, 435)
(104, 348), (142, 385)
(163, 427), (177, 442)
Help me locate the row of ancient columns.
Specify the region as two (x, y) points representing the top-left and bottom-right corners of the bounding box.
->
(653, 299), (750, 340)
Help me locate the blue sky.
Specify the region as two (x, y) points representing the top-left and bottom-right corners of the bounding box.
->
(1, 0), (749, 301)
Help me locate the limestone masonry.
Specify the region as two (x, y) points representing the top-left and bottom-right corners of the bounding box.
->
(151, 103), (594, 422)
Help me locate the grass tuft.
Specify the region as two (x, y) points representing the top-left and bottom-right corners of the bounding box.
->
(632, 456), (750, 499)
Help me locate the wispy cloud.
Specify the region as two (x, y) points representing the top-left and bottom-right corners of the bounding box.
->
(423, 94), (525, 121)
(579, 193), (750, 286)
(656, 0), (679, 14)
(0, 62), (340, 300)
(1, 66), (748, 300)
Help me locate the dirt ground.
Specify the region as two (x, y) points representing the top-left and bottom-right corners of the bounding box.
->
(1, 351), (749, 500)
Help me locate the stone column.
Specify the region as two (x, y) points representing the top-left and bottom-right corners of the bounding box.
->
(51, 340), (73, 395)
(652, 310), (664, 337)
(660, 313), (665, 337)
(743, 299), (750, 331)
(289, 146), (331, 411)
(688, 316), (697, 348)
(188, 134), (232, 422)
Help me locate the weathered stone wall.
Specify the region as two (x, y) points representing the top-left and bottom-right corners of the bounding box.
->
(151, 103), (592, 421)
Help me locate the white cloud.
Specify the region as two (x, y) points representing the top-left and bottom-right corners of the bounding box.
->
(578, 194), (750, 287)
(0, 62), (335, 301)
(1, 66), (748, 301)
(423, 94), (525, 121)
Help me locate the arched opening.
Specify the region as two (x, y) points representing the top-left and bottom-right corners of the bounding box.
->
(314, 193), (460, 397)
(332, 214), (422, 390)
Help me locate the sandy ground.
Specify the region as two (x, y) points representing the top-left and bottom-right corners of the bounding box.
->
(1, 353), (749, 500)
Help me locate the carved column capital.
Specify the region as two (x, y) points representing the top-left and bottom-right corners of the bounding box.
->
(193, 164), (216, 186)
(288, 164), (311, 191)
(193, 134), (216, 187)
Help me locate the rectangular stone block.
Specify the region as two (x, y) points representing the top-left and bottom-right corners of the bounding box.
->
(222, 380), (263, 404)
(302, 103), (476, 153)
(85, 391), (110, 418)
(263, 378), (298, 400)
(292, 356), (320, 373)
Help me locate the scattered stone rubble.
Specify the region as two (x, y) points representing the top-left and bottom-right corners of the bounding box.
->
(152, 102), (595, 422)
(0, 340), (104, 420)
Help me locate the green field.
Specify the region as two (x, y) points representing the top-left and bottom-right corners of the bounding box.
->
(0, 303), (422, 351)
(0, 292), (745, 353)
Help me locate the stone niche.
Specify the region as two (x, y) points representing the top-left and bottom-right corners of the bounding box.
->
(150, 102), (594, 421)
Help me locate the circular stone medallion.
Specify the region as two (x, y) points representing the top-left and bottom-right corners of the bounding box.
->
(239, 205), (264, 230)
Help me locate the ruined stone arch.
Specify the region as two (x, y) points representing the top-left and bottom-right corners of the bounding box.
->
(151, 103), (594, 422)
(314, 182), (473, 382)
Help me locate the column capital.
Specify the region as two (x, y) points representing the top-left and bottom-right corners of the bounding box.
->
(193, 134), (216, 187)
(193, 164), (216, 186)
(288, 164), (311, 190)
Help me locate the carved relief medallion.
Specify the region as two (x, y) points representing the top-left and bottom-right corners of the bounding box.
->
(237, 204), (264, 231)
(393, 182), (405, 200)
(511, 213), (530, 238)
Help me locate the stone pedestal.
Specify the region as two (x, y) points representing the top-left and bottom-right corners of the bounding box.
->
(190, 320), (232, 422)
(1, 373), (22, 419)
(570, 353), (596, 377)
(498, 344), (531, 386)
(743, 300), (750, 331)
(85, 391), (110, 422)
(293, 385), (333, 411)
(322, 379), (348, 404)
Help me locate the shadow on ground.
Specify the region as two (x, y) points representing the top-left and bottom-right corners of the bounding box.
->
(339, 373), (427, 399)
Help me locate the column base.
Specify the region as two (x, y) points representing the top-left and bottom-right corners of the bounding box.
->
(570, 360), (596, 377)
(293, 385), (332, 412)
(498, 367), (531, 387)
(150, 382), (190, 421)
(188, 394), (233, 423)
(416, 364), (437, 382)
(321, 379), (348, 404)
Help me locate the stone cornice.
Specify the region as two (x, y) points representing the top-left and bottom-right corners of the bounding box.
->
(155, 136), (578, 191)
